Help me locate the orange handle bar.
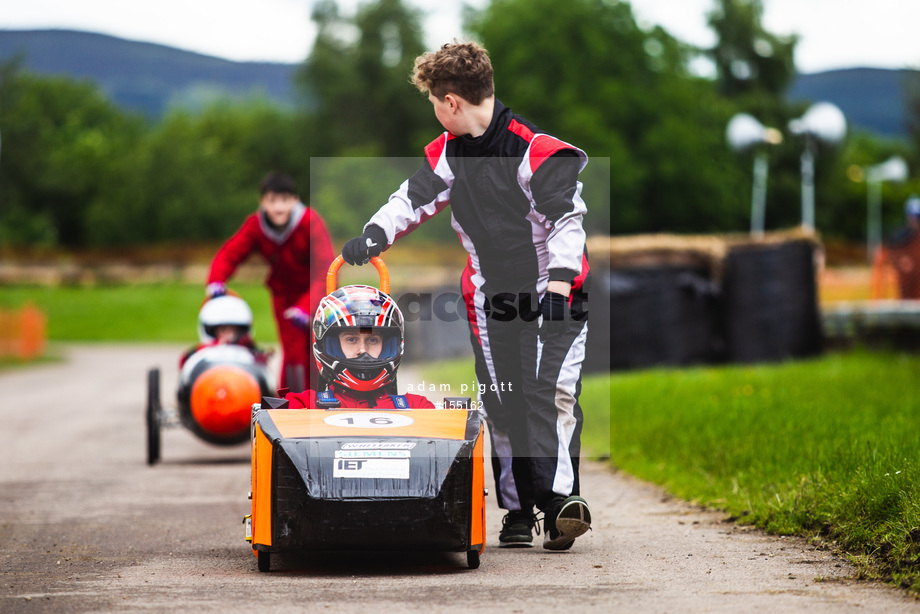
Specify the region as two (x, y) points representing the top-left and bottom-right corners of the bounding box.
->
(326, 255), (390, 295)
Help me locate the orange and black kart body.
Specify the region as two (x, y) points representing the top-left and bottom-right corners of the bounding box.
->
(177, 345), (274, 444)
(247, 398), (486, 571)
(146, 344), (275, 465)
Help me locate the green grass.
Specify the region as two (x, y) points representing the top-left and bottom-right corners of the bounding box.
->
(0, 283), (279, 343)
(424, 351), (920, 593)
(419, 358), (613, 458)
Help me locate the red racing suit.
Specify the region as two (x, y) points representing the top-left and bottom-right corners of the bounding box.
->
(285, 384), (435, 410)
(207, 203), (334, 391)
(360, 99), (591, 514)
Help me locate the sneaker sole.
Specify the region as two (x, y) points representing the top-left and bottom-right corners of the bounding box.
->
(544, 498), (591, 551)
(498, 539), (534, 548)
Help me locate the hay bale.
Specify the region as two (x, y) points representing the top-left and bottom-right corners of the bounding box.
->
(587, 234), (726, 279)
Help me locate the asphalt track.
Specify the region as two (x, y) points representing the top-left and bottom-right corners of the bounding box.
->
(1, 344), (917, 613)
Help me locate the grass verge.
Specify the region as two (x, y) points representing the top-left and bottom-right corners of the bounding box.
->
(423, 350), (920, 593)
(0, 283), (278, 343)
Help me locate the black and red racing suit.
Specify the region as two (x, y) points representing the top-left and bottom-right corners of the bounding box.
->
(360, 99), (592, 514)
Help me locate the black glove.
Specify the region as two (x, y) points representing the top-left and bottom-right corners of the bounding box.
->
(539, 291), (568, 343)
(341, 225), (386, 265)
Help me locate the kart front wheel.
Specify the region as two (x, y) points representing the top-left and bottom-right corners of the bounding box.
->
(146, 368), (162, 466)
(257, 550), (271, 572)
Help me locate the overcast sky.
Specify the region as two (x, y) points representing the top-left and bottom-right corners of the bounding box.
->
(1, 0), (918, 74)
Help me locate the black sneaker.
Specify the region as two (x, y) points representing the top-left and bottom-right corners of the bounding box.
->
(499, 509), (538, 547)
(543, 495), (591, 551)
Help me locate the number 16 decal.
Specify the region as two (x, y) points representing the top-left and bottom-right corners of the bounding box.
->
(322, 413), (414, 429)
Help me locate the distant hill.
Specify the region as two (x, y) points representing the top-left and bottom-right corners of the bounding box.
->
(788, 67), (912, 139)
(0, 29), (300, 117)
(0, 30), (913, 139)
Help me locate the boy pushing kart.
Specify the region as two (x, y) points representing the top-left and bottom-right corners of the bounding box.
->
(341, 41), (592, 550)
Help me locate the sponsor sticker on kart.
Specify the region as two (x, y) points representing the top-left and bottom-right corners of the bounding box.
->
(333, 455), (410, 479)
(340, 441), (416, 450)
(335, 450), (411, 459)
(332, 444), (412, 480)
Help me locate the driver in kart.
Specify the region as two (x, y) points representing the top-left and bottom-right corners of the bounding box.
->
(180, 295), (269, 368)
(284, 285), (434, 409)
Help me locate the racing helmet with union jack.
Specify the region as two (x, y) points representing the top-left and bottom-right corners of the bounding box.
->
(312, 285), (404, 392)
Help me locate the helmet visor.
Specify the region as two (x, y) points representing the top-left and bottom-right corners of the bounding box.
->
(323, 327), (400, 361)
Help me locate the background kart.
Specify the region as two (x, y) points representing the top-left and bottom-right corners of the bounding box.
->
(146, 310), (276, 465)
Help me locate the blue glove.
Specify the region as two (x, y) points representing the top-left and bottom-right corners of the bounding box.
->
(539, 291), (568, 343)
(206, 282), (227, 298)
(342, 226), (386, 266)
(283, 306), (311, 331)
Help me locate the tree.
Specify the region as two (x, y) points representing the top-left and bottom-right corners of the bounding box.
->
(86, 101), (311, 246)
(706, 0), (797, 101)
(470, 0), (750, 234)
(296, 0), (434, 157)
(0, 60), (144, 247)
(705, 0), (866, 235)
(906, 69), (920, 169)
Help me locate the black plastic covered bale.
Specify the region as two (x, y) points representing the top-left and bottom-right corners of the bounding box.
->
(606, 265), (719, 370)
(721, 240), (822, 363)
(583, 265), (611, 374)
(396, 287), (473, 362)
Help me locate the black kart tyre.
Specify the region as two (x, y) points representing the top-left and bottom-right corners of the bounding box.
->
(257, 550), (271, 572)
(146, 368), (162, 466)
(466, 549), (480, 569)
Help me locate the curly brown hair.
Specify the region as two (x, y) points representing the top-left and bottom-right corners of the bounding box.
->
(411, 41), (494, 105)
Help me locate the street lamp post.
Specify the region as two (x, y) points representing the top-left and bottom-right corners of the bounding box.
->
(789, 102), (847, 233)
(799, 143), (816, 230)
(865, 156), (908, 263)
(726, 113), (783, 237)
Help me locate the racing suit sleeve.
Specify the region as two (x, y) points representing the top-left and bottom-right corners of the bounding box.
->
(365, 157), (452, 247)
(530, 150), (587, 284)
(294, 208), (335, 314)
(207, 215), (259, 284)
(406, 393), (437, 409)
(284, 390), (318, 409)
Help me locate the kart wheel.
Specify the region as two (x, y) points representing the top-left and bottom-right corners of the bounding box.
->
(146, 368), (162, 466)
(466, 549), (480, 569)
(257, 550), (271, 572)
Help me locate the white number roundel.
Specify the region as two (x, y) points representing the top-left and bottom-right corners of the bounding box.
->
(322, 413), (415, 428)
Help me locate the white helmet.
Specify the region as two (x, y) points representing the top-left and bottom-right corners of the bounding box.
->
(198, 295), (253, 344)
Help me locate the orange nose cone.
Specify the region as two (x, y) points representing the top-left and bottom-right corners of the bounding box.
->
(190, 365), (261, 436)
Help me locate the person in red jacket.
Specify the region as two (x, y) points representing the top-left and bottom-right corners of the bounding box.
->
(207, 172), (334, 392)
(285, 284), (434, 410)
